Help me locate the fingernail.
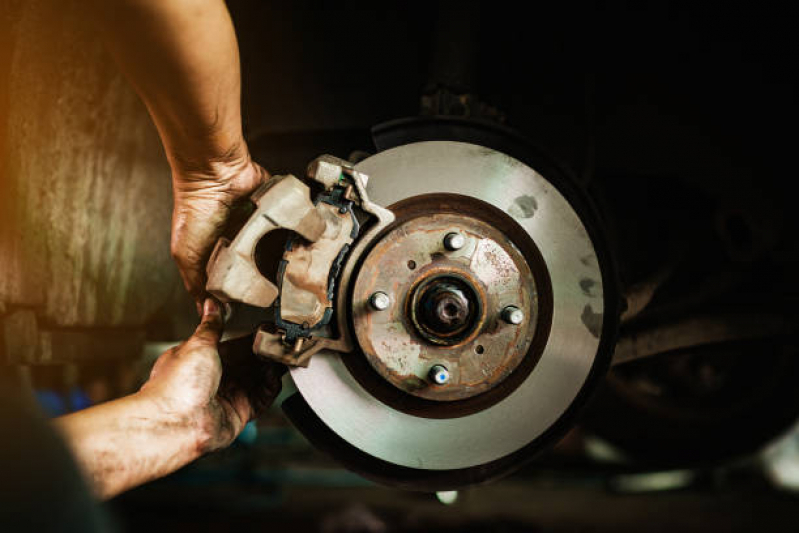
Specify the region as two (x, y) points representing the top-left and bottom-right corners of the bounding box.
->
(203, 298), (220, 317)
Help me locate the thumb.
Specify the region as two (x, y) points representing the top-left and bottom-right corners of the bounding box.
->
(192, 298), (224, 346)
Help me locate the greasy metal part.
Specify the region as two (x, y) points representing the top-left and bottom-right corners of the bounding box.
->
(308, 154), (370, 191)
(249, 155), (396, 366)
(252, 328), (332, 367)
(587, 326), (799, 467)
(410, 274), (480, 345)
(279, 202), (355, 326)
(350, 212), (537, 402)
(620, 265), (673, 324)
(611, 310), (795, 366)
(325, 192), (396, 352)
(290, 141), (608, 470)
(421, 3), (505, 122)
(207, 154), (394, 367)
(206, 175), (326, 308)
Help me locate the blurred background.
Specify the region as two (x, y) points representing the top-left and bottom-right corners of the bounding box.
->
(2, 1), (799, 531)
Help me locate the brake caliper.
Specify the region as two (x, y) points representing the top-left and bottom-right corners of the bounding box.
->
(206, 155), (394, 366)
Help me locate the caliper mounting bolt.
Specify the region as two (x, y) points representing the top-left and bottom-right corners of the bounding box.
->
(443, 232), (466, 251)
(429, 364), (450, 385)
(369, 291), (391, 311)
(502, 305), (524, 325)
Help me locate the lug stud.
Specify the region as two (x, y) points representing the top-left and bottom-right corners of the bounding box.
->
(429, 364), (450, 385)
(502, 306), (524, 325)
(443, 232), (466, 251)
(369, 291), (391, 311)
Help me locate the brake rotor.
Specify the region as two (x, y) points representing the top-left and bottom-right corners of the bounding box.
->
(287, 140), (617, 480)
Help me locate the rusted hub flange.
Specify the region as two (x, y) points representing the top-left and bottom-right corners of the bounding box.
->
(351, 213), (538, 402)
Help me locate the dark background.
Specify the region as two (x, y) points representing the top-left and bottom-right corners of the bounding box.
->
(2, 1), (799, 532)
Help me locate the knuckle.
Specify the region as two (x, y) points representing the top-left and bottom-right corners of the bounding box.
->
(185, 335), (205, 349)
(170, 243), (189, 265)
(185, 339), (217, 357)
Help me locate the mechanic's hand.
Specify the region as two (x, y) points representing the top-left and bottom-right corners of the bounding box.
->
(139, 298), (284, 453)
(170, 151), (270, 312)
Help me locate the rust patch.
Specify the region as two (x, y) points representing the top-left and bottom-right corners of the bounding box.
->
(341, 193), (555, 419)
(351, 210), (538, 402)
(281, 203), (354, 326)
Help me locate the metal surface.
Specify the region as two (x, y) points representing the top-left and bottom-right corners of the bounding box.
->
(369, 292), (391, 311)
(350, 212), (537, 402)
(209, 155), (395, 367)
(502, 306), (524, 325)
(279, 202), (355, 327)
(612, 310), (795, 366)
(429, 364), (450, 385)
(290, 141), (606, 470)
(443, 232), (466, 251)
(206, 175), (326, 308)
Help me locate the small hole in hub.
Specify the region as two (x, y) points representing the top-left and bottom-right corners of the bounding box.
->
(407, 260), (417, 270)
(475, 345), (485, 354)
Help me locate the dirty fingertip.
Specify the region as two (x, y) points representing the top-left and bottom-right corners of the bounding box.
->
(203, 297), (221, 318)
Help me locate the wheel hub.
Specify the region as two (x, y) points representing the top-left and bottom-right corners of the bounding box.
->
(351, 207), (539, 402)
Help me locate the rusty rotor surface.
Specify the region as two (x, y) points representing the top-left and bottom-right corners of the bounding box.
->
(351, 213), (537, 401)
(290, 141), (606, 471)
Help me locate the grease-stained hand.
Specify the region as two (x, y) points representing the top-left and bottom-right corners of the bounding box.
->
(170, 151), (270, 312)
(140, 298), (284, 453)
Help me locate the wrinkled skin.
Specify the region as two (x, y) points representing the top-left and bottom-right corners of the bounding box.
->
(58, 300), (284, 499)
(171, 153), (271, 312)
(59, 0), (287, 501)
(141, 299), (283, 452)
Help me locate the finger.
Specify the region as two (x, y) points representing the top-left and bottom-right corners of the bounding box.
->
(254, 162), (271, 187)
(172, 245), (209, 315)
(192, 298), (224, 346)
(222, 389), (254, 427)
(178, 267), (206, 316)
(171, 205), (220, 314)
(249, 366), (283, 418)
(228, 160), (271, 197)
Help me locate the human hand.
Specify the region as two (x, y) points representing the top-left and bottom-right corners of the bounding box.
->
(170, 151), (270, 312)
(140, 298), (284, 453)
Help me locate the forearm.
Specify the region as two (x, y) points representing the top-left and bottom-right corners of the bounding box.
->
(91, 0), (246, 171)
(54, 392), (203, 500)
(92, 1), (268, 302)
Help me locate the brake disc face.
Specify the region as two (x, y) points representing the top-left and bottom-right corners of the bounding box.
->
(290, 141), (613, 472)
(206, 140), (616, 485)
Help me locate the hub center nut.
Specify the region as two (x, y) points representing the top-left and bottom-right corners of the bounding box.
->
(420, 281), (470, 331)
(410, 275), (482, 345)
